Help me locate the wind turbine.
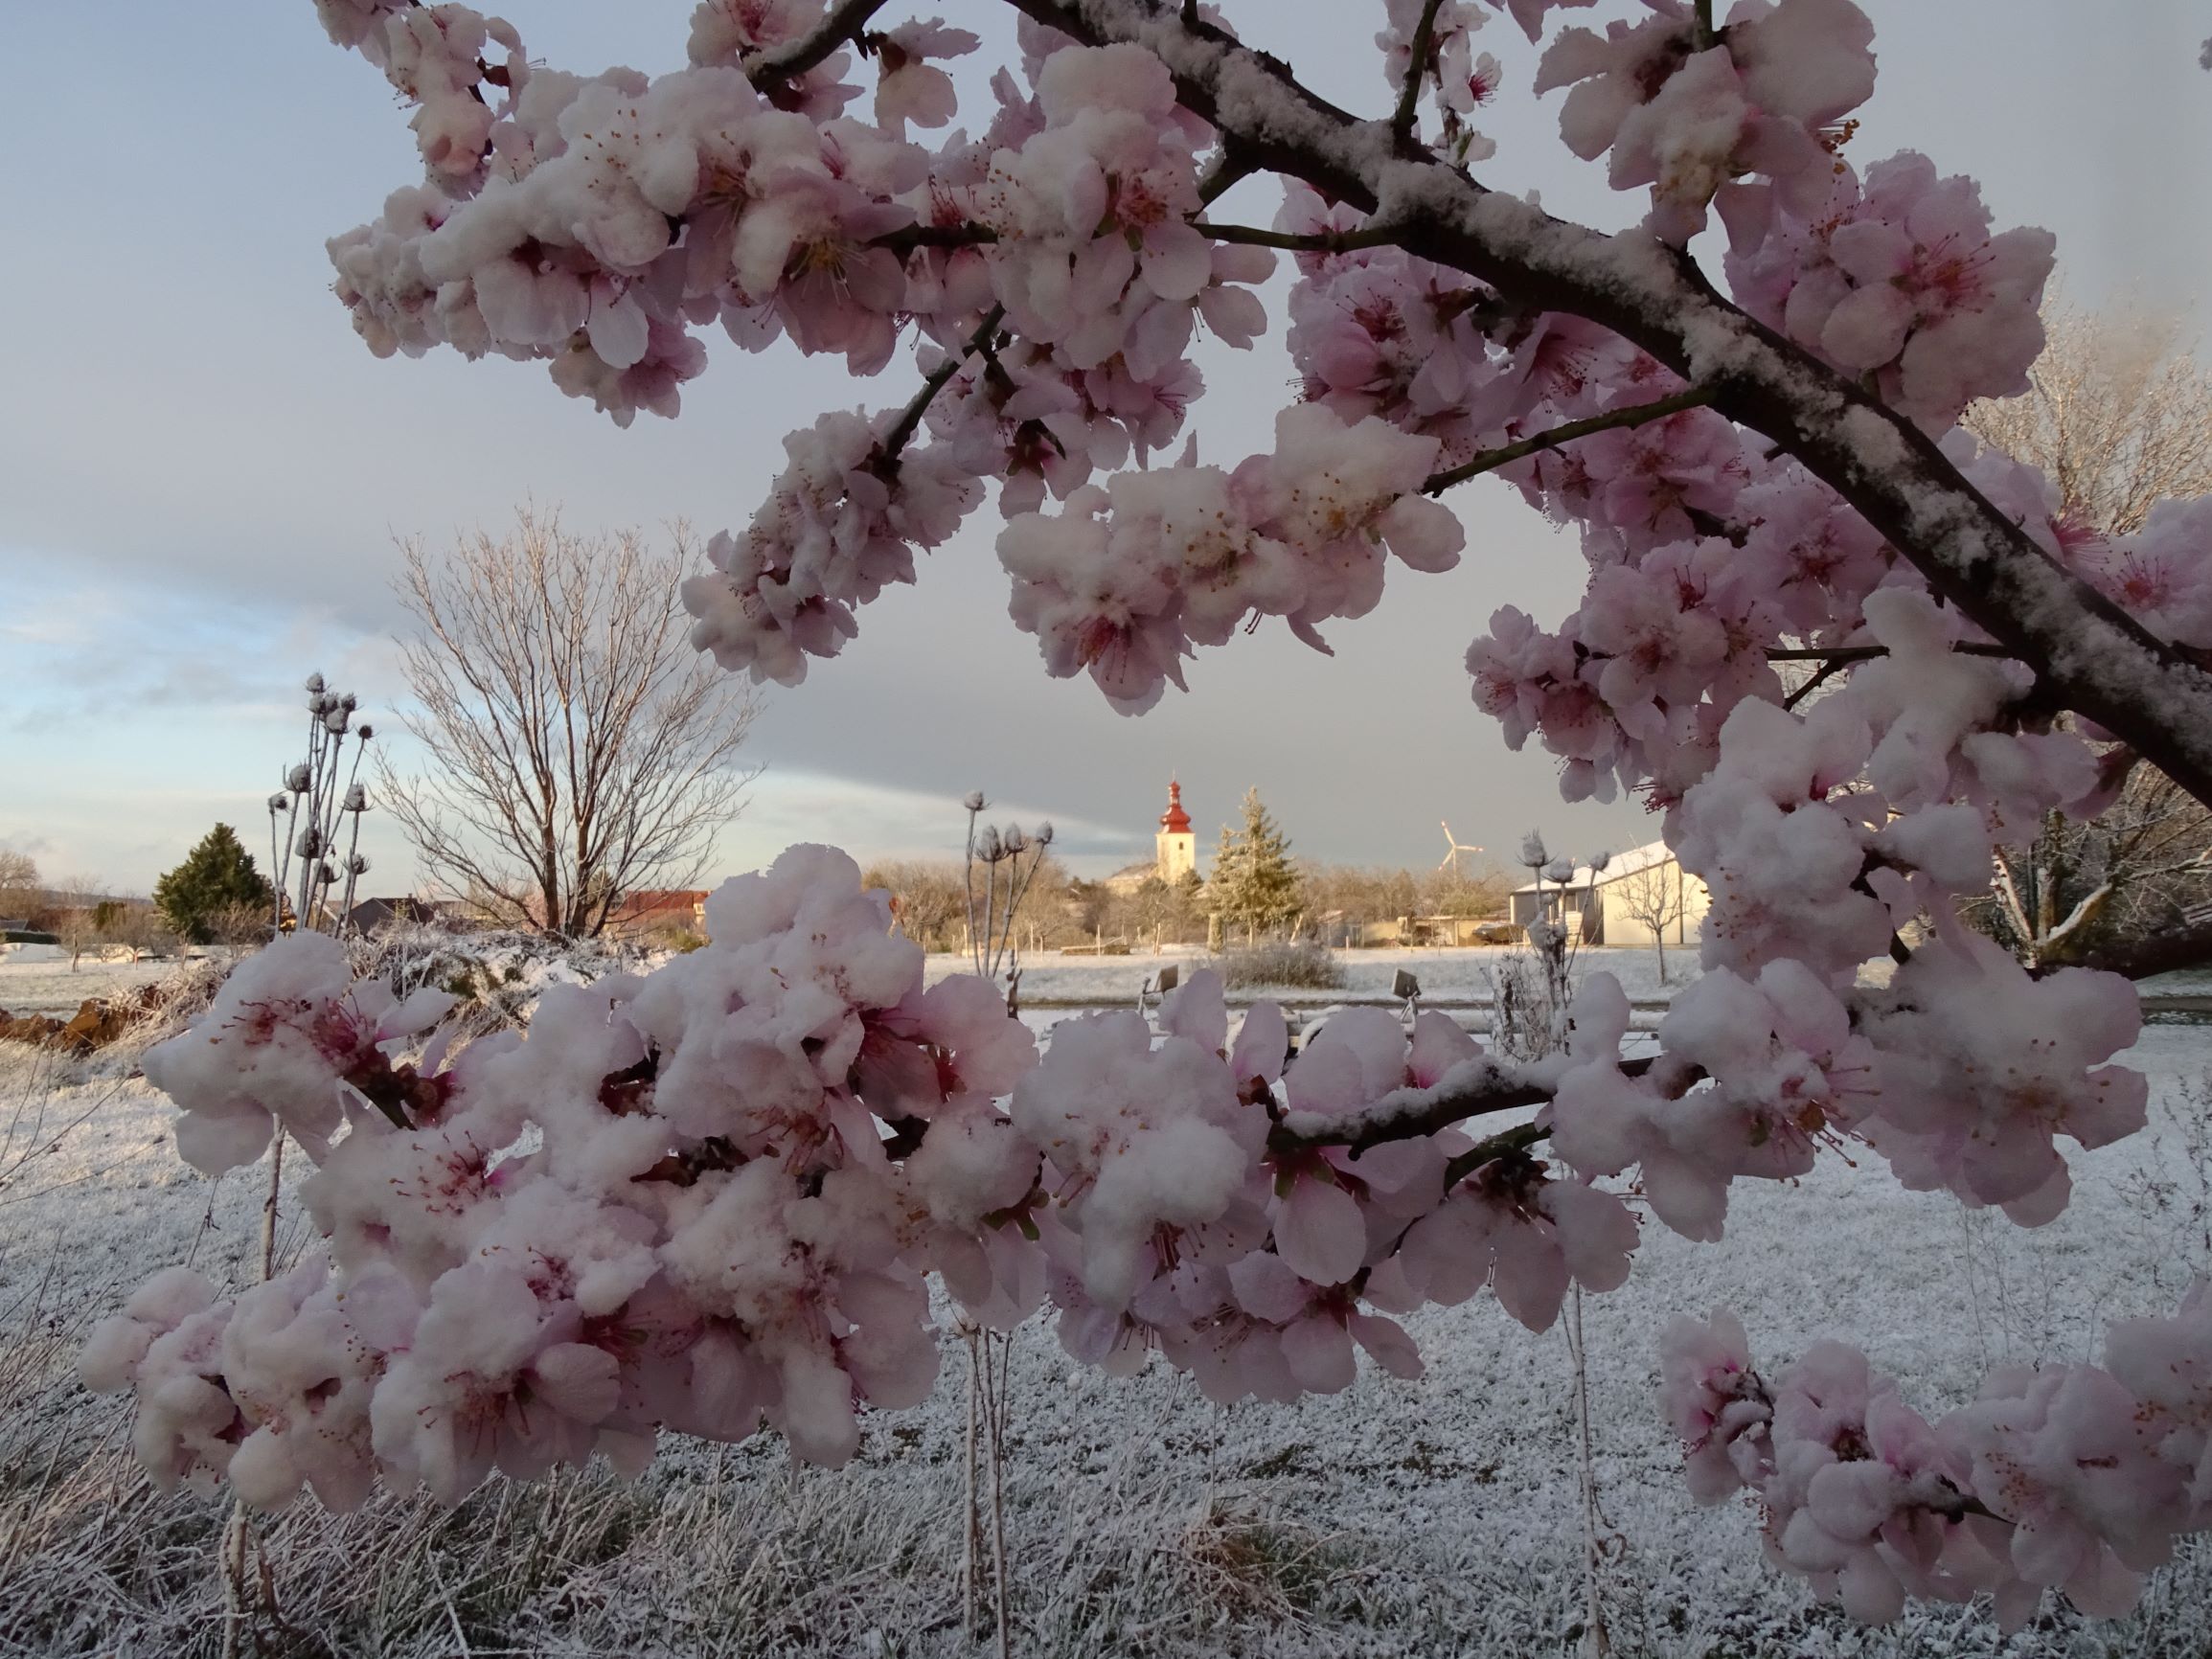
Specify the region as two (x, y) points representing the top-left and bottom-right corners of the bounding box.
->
(1439, 821), (1483, 880)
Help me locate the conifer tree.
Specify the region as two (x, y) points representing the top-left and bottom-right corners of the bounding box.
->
(1209, 788), (1302, 942)
(153, 824), (274, 944)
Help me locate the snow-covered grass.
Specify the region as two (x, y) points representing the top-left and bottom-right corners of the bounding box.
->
(0, 957), (187, 1018)
(2, 987), (2209, 1655)
(930, 943), (1693, 1007)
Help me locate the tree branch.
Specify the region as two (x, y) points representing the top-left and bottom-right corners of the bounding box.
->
(1763, 643), (2017, 663)
(746, 0), (893, 85)
(1392, 0), (1449, 142)
(1004, 0), (2212, 816)
(1422, 387), (1719, 494)
(2057, 912), (2212, 980)
(869, 222), (998, 255)
(877, 305), (1006, 466)
(1268, 1054), (1669, 1158)
(1192, 220), (1402, 255)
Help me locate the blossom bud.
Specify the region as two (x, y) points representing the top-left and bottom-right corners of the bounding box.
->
(1003, 826), (1029, 854)
(267, 792), (289, 814)
(318, 862), (338, 886)
(1543, 857), (1575, 883)
(323, 709), (350, 734)
(977, 827), (1003, 863)
(286, 764), (312, 792)
(1588, 849), (1612, 875)
(355, 723), (375, 741)
(964, 790), (988, 813)
(1519, 831), (1548, 868)
(343, 784), (368, 812)
(305, 672), (326, 694)
(297, 828), (323, 857)
(1035, 821), (1055, 846)
(349, 854), (371, 875)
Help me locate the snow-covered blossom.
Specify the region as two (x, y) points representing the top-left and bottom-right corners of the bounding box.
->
(683, 409), (983, 685)
(997, 404), (1462, 711)
(1724, 149), (2055, 422)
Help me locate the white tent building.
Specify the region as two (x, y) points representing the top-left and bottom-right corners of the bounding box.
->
(1508, 840), (1709, 947)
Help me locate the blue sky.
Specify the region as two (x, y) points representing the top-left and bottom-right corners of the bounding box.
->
(2, 1), (2206, 896)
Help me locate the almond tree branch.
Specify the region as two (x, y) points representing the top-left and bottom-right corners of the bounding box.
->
(1764, 643), (2017, 663)
(1422, 386), (1721, 493)
(747, 0), (894, 84)
(1003, 0), (2212, 815)
(877, 305), (1007, 466)
(1392, 0), (1449, 141)
(1267, 1054), (1673, 1158)
(1192, 220), (1402, 254)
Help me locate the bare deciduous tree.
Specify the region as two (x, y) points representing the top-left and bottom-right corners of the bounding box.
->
(863, 860), (969, 953)
(0, 851), (37, 920)
(53, 911), (106, 973)
(1614, 862), (1690, 984)
(377, 510), (761, 938)
(1958, 296), (2212, 969)
(1965, 296), (2212, 534)
(1990, 761), (2212, 969)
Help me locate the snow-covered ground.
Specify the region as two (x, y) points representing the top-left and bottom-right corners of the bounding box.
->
(0, 955), (191, 1017)
(1, 983), (2207, 1655)
(927, 943), (1692, 1006)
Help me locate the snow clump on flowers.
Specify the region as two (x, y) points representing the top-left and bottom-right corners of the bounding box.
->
(683, 408), (983, 684)
(995, 404), (1463, 711)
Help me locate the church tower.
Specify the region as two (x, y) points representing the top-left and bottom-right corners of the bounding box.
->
(1155, 779), (1197, 882)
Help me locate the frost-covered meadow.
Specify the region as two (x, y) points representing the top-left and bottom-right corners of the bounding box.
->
(2, 950), (2209, 1658)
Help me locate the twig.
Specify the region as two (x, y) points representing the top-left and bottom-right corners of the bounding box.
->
(1764, 642), (2014, 663)
(1566, 1287), (1612, 1658)
(962, 1329), (980, 1636)
(1267, 1054), (1670, 1158)
(877, 306), (1006, 467)
(1422, 387), (1719, 494)
(744, 0), (892, 85)
(985, 1332), (1012, 1659)
(1392, 0), (1450, 142)
(1192, 220), (1402, 255)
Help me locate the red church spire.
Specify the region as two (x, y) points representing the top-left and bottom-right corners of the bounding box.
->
(1159, 778), (1192, 834)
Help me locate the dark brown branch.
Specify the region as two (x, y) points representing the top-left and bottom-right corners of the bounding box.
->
(2053, 914), (2212, 980)
(746, 0), (893, 84)
(876, 305), (1006, 466)
(1440, 1121), (1547, 1189)
(869, 222), (999, 255)
(1193, 220), (1402, 255)
(1422, 387), (1719, 494)
(1268, 1054), (1668, 1158)
(1764, 643), (2016, 663)
(1391, 0), (1449, 141)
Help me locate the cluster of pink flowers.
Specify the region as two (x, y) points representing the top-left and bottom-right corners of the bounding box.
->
(682, 408), (982, 684)
(93, 849), (1658, 1502)
(1538, 0), (1877, 242)
(1660, 1294), (2212, 1629)
(996, 405), (1463, 709)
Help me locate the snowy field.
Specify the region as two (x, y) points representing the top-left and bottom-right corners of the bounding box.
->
(927, 943), (1693, 1007)
(0, 956), (185, 1018)
(0, 981), (2208, 1655)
